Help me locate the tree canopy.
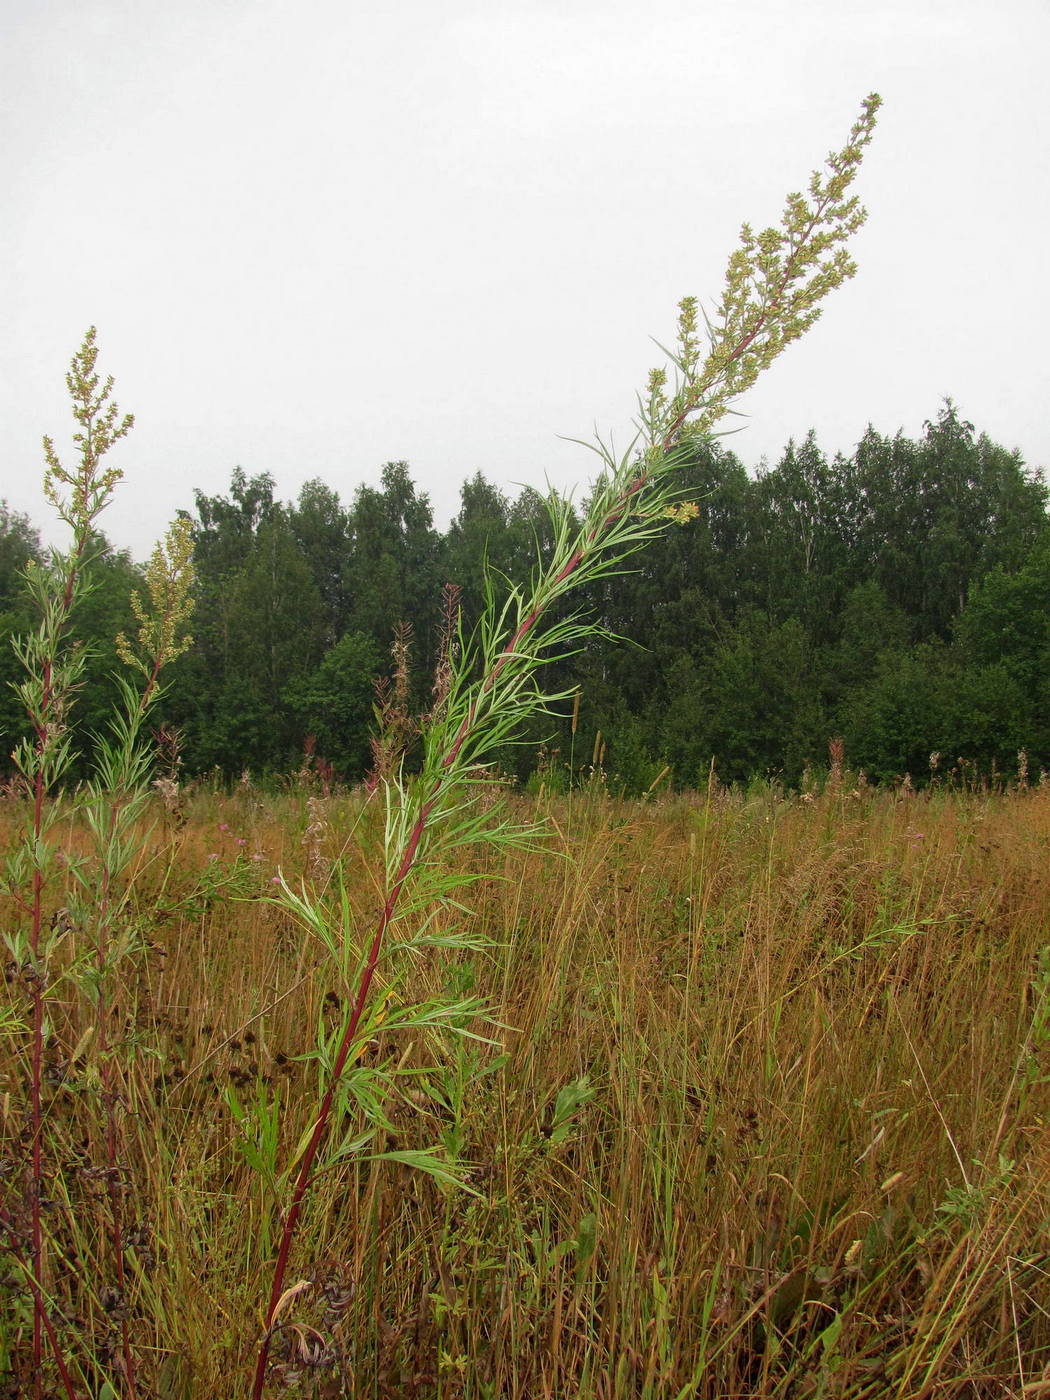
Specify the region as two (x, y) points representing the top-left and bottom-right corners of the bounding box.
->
(2, 404), (1047, 789)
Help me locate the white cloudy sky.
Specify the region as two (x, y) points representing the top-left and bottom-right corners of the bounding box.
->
(3, 0), (1048, 559)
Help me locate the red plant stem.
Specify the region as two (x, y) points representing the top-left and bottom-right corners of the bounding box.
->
(252, 445), (686, 1392)
(252, 303), (791, 1390)
(30, 1272), (81, 1400)
(29, 768), (46, 1396)
(24, 537), (92, 1398)
(252, 464), (656, 1395)
(251, 799), (435, 1397)
(250, 126), (871, 1390)
(0, 1215), (82, 1400)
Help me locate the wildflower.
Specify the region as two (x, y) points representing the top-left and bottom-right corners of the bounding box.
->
(663, 500), (700, 525)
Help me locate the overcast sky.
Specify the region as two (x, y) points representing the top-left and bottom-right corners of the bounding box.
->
(3, 0), (1048, 559)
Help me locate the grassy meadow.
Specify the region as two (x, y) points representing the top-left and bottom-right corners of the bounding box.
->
(2, 774), (1048, 1398)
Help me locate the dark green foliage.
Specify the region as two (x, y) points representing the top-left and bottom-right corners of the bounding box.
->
(0, 504), (42, 745)
(825, 581), (911, 696)
(5, 405), (1047, 788)
(0, 513), (144, 772)
(342, 461), (443, 681)
(955, 539), (1050, 690)
(284, 632), (383, 779)
(289, 478), (351, 646)
(848, 406), (1047, 640)
(443, 472), (514, 630)
(67, 536), (141, 750)
(0, 502), (41, 601)
(659, 611), (825, 786)
(839, 643), (956, 782)
(953, 539), (1050, 761)
(164, 473), (326, 773)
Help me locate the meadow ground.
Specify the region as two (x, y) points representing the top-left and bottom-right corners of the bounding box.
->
(3, 776), (1049, 1398)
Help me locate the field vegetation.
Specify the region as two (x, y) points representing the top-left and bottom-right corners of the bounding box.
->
(2, 774), (1048, 1396)
(6, 95), (1050, 1398)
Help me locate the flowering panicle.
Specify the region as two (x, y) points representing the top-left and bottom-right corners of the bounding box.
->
(639, 94), (881, 455)
(42, 325), (133, 532)
(116, 515), (196, 679)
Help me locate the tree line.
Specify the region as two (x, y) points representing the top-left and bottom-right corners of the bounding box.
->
(2, 402), (1047, 791)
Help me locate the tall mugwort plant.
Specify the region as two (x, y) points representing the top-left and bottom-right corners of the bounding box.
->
(0, 329), (194, 1399)
(251, 93), (883, 1395)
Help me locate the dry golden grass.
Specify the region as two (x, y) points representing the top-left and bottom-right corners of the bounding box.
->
(3, 779), (1049, 1397)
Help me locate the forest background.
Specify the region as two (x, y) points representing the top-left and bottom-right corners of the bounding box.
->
(2, 401), (1047, 792)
